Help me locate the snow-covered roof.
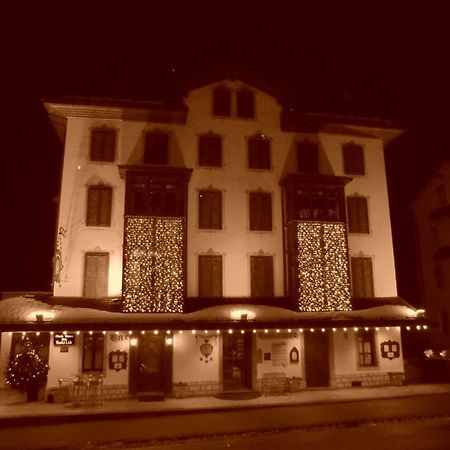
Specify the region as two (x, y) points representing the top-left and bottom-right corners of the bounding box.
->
(0, 296), (424, 331)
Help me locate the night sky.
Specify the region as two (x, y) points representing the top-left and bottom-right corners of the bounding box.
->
(2, 3), (449, 303)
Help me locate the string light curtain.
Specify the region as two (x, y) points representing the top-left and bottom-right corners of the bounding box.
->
(123, 216), (184, 313)
(296, 221), (351, 311)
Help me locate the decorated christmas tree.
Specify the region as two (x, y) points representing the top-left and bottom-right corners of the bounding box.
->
(6, 337), (49, 394)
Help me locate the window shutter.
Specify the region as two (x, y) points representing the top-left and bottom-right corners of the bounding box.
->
(250, 256), (274, 297)
(199, 190), (222, 229)
(237, 90), (255, 118)
(199, 135), (222, 167)
(87, 186), (112, 227)
(86, 188), (100, 226)
(91, 129), (116, 162)
(347, 197), (369, 233)
(198, 255), (222, 297)
(213, 88), (231, 116)
(248, 138), (270, 169)
(351, 257), (374, 297)
(249, 192), (272, 231)
(144, 133), (169, 164)
(297, 143), (319, 173)
(343, 144), (365, 175)
(84, 253), (109, 297)
(98, 188), (112, 226)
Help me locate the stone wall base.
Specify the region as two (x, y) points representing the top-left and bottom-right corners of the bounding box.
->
(103, 384), (130, 400)
(171, 381), (221, 398)
(333, 372), (391, 388)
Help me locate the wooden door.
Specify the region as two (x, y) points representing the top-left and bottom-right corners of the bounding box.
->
(223, 333), (252, 390)
(304, 330), (330, 387)
(137, 335), (165, 392)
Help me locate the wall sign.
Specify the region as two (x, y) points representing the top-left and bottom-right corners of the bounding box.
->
(380, 340), (401, 360)
(54, 333), (75, 346)
(109, 350), (128, 371)
(289, 346), (299, 364)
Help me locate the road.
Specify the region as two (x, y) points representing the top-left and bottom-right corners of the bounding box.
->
(134, 417), (450, 450)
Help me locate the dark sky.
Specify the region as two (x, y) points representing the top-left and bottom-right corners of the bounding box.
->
(1, 3), (449, 301)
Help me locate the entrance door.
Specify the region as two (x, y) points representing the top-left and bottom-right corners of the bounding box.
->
(137, 335), (165, 392)
(304, 330), (330, 387)
(223, 333), (252, 390)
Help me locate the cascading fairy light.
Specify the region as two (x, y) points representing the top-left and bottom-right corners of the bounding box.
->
(123, 216), (184, 313)
(296, 221), (351, 312)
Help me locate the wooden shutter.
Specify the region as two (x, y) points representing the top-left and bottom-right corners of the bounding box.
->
(199, 135), (222, 167)
(213, 88), (231, 116)
(297, 143), (319, 173)
(237, 90), (255, 118)
(144, 133), (169, 164)
(248, 138), (270, 169)
(198, 255), (222, 297)
(199, 190), (222, 229)
(351, 257), (374, 297)
(91, 129), (116, 162)
(84, 253), (109, 297)
(347, 197), (369, 233)
(250, 256), (274, 297)
(249, 192), (272, 231)
(87, 186), (112, 226)
(343, 144), (365, 175)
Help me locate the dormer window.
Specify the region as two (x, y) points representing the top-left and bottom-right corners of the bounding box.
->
(213, 88), (231, 116)
(237, 90), (255, 118)
(144, 132), (169, 165)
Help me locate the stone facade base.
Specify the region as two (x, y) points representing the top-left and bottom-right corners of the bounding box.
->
(103, 384), (129, 400)
(334, 372), (391, 388)
(171, 381), (221, 398)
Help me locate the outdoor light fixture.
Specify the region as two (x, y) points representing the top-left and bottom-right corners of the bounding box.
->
(130, 338), (138, 347)
(165, 337), (173, 345)
(230, 309), (256, 321)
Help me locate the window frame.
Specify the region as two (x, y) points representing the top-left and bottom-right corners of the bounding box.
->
(86, 185), (113, 227)
(198, 254), (223, 297)
(198, 134), (222, 167)
(250, 255), (274, 297)
(83, 252), (109, 298)
(249, 191), (272, 231)
(248, 136), (271, 170)
(342, 143), (365, 175)
(144, 132), (169, 165)
(356, 329), (377, 367)
(212, 87), (231, 117)
(198, 189), (222, 230)
(90, 128), (116, 162)
(297, 142), (319, 173)
(350, 257), (374, 298)
(236, 89), (255, 119)
(347, 196), (370, 234)
(82, 332), (105, 372)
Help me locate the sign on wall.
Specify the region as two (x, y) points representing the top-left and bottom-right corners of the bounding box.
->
(54, 333), (76, 346)
(380, 340), (401, 360)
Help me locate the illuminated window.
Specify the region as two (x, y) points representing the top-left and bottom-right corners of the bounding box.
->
(351, 257), (374, 297)
(199, 190), (222, 229)
(347, 197), (369, 233)
(84, 253), (109, 297)
(86, 185), (112, 227)
(249, 192), (272, 231)
(297, 142), (319, 173)
(198, 255), (222, 297)
(343, 143), (365, 175)
(250, 255), (274, 297)
(90, 128), (116, 162)
(144, 132), (168, 164)
(82, 333), (104, 371)
(248, 136), (271, 169)
(199, 134), (222, 167)
(237, 90), (255, 118)
(357, 329), (376, 367)
(213, 88), (231, 116)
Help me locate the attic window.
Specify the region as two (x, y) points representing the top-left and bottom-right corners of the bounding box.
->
(237, 90), (255, 118)
(213, 88), (231, 116)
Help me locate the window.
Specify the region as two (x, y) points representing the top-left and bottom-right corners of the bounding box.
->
(213, 88), (231, 116)
(347, 197), (369, 233)
(343, 143), (365, 175)
(84, 253), (109, 297)
(250, 255), (274, 297)
(357, 329), (376, 367)
(199, 190), (222, 229)
(249, 192), (272, 231)
(198, 255), (222, 297)
(144, 132), (169, 164)
(351, 257), (374, 297)
(82, 333), (104, 371)
(237, 90), (255, 118)
(90, 128), (116, 162)
(248, 136), (271, 169)
(199, 135), (222, 167)
(86, 185), (112, 227)
(295, 189), (340, 221)
(297, 143), (319, 173)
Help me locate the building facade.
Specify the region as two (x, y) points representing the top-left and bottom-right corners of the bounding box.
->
(412, 160), (450, 351)
(0, 76), (424, 401)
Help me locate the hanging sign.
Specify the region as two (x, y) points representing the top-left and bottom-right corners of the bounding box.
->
(54, 333), (76, 346)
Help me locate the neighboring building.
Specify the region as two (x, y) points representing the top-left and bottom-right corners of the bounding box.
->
(412, 160), (450, 351)
(0, 73), (424, 401)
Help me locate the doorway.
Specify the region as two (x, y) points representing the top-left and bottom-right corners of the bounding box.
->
(222, 333), (252, 391)
(304, 330), (330, 387)
(136, 335), (166, 393)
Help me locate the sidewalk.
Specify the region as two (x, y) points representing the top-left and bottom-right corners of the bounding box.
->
(1, 383), (450, 422)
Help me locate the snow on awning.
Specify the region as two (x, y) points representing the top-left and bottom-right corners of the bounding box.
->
(0, 296), (425, 332)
